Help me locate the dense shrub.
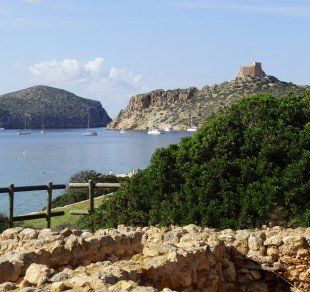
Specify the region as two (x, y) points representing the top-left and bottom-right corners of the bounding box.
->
(0, 213), (9, 232)
(46, 170), (129, 209)
(84, 92), (310, 230)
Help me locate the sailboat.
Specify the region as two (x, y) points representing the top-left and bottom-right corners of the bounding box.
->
(148, 128), (162, 135)
(17, 113), (32, 135)
(83, 109), (98, 136)
(164, 125), (172, 132)
(148, 116), (163, 135)
(187, 113), (197, 132)
(40, 114), (45, 134)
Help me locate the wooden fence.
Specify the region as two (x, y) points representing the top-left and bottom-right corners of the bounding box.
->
(0, 180), (121, 228)
(68, 181), (121, 215)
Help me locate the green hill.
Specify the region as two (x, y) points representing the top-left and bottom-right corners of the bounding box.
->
(0, 85), (111, 129)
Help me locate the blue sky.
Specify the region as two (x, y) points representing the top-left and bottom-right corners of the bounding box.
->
(0, 0), (309, 117)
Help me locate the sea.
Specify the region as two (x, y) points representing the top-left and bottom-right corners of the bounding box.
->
(0, 128), (193, 215)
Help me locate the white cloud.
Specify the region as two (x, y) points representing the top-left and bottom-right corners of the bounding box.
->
(84, 57), (105, 75)
(28, 57), (145, 117)
(29, 59), (84, 83)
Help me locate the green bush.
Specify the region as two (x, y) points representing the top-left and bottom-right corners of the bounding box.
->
(0, 213), (9, 232)
(45, 170), (129, 209)
(84, 92), (310, 230)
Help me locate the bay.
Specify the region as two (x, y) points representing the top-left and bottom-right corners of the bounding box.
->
(0, 128), (192, 215)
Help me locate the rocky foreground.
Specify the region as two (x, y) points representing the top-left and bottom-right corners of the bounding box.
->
(0, 225), (309, 291)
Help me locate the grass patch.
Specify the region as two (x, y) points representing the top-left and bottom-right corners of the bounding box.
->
(19, 195), (108, 230)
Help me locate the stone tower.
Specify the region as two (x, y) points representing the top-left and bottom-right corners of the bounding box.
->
(238, 62), (265, 78)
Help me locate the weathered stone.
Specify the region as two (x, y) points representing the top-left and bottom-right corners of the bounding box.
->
(248, 235), (263, 251)
(24, 264), (56, 286)
(250, 270), (262, 280)
(50, 272), (72, 282)
(0, 226), (308, 291)
(222, 262), (236, 282)
(19, 228), (39, 240)
(60, 228), (72, 238)
(0, 282), (17, 291)
(50, 281), (68, 292)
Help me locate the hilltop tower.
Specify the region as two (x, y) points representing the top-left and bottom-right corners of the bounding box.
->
(238, 62), (265, 78)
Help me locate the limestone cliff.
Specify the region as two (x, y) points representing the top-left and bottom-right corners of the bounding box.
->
(0, 85), (111, 129)
(108, 74), (309, 131)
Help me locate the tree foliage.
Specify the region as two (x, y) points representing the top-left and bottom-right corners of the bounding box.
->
(84, 92), (310, 230)
(0, 213), (9, 233)
(46, 170), (129, 209)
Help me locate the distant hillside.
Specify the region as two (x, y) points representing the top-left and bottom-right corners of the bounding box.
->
(108, 64), (309, 130)
(0, 86), (111, 129)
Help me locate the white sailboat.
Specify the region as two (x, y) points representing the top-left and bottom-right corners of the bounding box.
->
(148, 128), (162, 135)
(187, 113), (197, 132)
(40, 114), (45, 134)
(17, 113), (32, 135)
(148, 116), (163, 135)
(164, 125), (172, 132)
(83, 109), (98, 136)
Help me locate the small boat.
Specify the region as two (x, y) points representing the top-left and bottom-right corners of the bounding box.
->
(120, 129), (125, 134)
(164, 125), (172, 132)
(83, 108), (98, 136)
(83, 130), (98, 136)
(0, 128), (4, 132)
(187, 113), (197, 132)
(148, 128), (162, 135)
(18, 113), (32, 135)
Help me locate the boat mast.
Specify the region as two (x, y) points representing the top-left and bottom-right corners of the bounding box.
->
(88, 110), (90, 129)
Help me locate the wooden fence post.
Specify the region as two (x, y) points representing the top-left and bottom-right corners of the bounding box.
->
(88, 180), (94, 214)
(46, 182), (52, 228)
(8, 184), (14, 228)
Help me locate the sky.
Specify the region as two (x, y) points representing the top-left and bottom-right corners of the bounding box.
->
(0, 0), (309, 118)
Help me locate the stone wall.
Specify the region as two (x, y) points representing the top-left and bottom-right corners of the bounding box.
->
(0, 225), (309, 291)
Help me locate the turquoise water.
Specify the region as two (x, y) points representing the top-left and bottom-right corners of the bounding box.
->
(0, 128), (192, 215)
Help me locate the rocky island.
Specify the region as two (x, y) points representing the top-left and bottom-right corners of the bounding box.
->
(108, 63), (309, 131)
(0, 85), (111, 129)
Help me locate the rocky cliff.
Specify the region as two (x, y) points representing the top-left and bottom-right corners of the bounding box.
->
(0, 225), (309, 291)
(108, 75), (309, 131)
(0, 86), (111, 129)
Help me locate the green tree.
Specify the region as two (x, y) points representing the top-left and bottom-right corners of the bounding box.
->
(84, 92), (310, 230)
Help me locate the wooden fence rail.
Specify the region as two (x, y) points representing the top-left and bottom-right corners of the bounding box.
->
(1, 180), (121, 228)
(0, 182), (66, 228)
(69, 181), (121, 215)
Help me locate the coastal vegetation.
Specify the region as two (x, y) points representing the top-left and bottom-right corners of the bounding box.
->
(46, 170), (129, 209)
(84, 92), (310, 230)
(0, 213), (9, 232)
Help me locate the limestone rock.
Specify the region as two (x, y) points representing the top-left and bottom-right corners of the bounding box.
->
(0, 225), (309, 291)
(24, 264), (56, 286)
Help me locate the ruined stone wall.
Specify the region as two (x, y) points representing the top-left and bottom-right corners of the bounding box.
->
(0, 225), (308, 291)
(238, 62), (266, 78)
